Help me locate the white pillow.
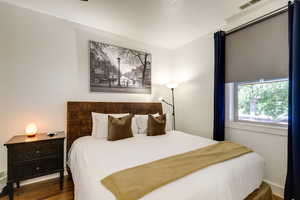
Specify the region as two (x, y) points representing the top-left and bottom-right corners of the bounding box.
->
(135, 113), (172, 134)
(165, 114), (173, 131)
(92, 113), (138, 138)
(132, 117), (138, 135)
(135, 113), (159, 134)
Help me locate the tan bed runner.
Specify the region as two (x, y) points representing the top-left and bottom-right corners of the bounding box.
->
(101, 141), (253, 200)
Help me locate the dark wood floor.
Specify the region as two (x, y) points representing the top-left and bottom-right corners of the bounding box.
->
(0, 177), (73, 200)
(0, 176), (283, 200)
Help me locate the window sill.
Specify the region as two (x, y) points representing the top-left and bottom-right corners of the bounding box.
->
(225, 121), (287, 137)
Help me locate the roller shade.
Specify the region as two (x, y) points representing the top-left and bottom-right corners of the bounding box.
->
(225, 12), (289, 83)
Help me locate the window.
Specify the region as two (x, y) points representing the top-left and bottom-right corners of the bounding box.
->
(235, 79), (288, 125)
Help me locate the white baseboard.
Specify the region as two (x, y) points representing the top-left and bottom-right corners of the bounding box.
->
(0, 171), (7, 191)
(0, 171), (6, 181)
(0, 178), (6, 191)
(0, 169), (68, 190)
(264, 179), (284, 198)
(20, 170), (68, 186)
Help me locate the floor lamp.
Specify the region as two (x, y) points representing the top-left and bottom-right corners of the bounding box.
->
(159, 82), (178, 130)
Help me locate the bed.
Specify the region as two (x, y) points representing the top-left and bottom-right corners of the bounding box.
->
(66, 102), (270, 200)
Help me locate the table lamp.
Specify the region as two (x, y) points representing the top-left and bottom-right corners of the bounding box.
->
(25, 123), (37, 137)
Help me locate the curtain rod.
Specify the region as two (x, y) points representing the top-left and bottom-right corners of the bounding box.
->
(226, 4), (288, 36)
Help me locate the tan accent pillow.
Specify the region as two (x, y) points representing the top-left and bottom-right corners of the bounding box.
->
(147, 114), (166, 136)
(108, 114), (134, 141)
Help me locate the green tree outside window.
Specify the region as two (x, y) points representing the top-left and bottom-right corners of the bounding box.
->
(237, 80), (288, 124)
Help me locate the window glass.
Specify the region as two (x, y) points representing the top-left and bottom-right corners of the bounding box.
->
(236, 79), (288, 125)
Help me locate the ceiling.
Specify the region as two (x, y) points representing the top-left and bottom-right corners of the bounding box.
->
(1, 0), (279, 49)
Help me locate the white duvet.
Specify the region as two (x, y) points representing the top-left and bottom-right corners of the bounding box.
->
(68, 131), (264, 200)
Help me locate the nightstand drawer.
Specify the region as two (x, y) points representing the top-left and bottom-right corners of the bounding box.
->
(11, 157), (62, 180)
(5, 132), (65, 200)
(12, 141), (60, 162)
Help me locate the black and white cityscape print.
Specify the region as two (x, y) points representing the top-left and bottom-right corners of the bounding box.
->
(89, 41), (151, 93)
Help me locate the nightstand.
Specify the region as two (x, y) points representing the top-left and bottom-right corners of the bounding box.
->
(4, 132), (65, 200)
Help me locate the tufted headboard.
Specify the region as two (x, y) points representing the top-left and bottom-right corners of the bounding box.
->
(66, 101), (163, 154)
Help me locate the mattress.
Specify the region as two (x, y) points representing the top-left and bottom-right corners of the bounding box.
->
(68, 131), (264, 200)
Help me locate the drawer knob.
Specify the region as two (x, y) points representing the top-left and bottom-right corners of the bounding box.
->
(36, 166), (40, 171)
(36, 150), (40, 154)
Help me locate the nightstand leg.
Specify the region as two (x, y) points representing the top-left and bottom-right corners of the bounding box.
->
(7, 182), (13, 200)
(59, 171), (64, 190)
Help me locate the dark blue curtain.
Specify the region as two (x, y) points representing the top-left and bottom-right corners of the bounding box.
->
(213, 31), (226, 141)
(285, 1), (300, 199)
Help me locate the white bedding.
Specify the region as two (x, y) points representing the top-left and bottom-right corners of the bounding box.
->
(68, 131), (264, 200)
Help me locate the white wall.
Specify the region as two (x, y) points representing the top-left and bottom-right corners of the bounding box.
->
(172, 33), (215, 139)
(0, 1), (173, 178)
(171, 1), (288, 196)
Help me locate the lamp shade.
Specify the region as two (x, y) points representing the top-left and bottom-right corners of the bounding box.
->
(166, 82), (178, 89)
(25, 123), (37, 137)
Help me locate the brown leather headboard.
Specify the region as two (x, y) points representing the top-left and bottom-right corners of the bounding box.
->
(67, 101), (163, 154)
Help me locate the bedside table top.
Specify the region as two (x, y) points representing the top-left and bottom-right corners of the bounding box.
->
(5, 132), (65, 145)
